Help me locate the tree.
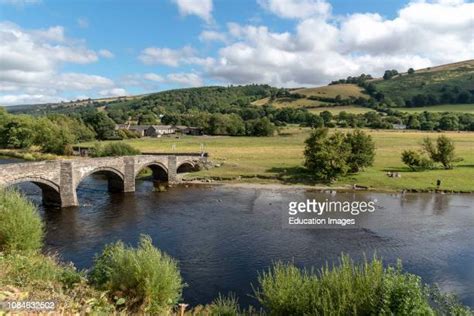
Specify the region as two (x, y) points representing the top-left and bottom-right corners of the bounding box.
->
(408, 68), (415, 74)
(0, 117), (35, 149)
(401, 150), (433, 171)
(319, 111), (333, 125)
(304, 128), (350, 181)
(345, 130), (375, 172)
(383, 69), (398, 80)
(422, 136), (460, 169)
(438, 114), (459, 131)
(246, 117), (275, 136)
(407, 115), (421, 129)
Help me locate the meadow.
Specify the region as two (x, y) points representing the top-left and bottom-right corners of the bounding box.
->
(396, 104), (474, 114)
(81, 127), (474, 192)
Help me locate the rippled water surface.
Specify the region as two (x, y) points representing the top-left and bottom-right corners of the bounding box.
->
(2, 158), (473, 307)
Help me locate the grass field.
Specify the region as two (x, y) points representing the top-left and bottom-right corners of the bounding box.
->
(308, 106), (374, 115)
(252, 97), (331, 108)
(395, 104), (474, 114)
(293, 84), (368, 99)
(81, 128), (474, 192)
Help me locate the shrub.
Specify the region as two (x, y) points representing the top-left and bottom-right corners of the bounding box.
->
(401, 150), (433, 171)
(208, 294), (241, 316)
(0, 189), (44, 252)
(422, 135), (461, 169)
(91, 142), (140, 157)
(89, 235), (183, 314)
(0, 252), (114, 313)
(254, 255), (435, 315)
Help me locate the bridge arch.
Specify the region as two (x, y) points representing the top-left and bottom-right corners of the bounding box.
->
(76, 167), (125, 192)
(6, 177), (61, 207)
(135, 162), (169, 182)
(177, 160), (199, 173)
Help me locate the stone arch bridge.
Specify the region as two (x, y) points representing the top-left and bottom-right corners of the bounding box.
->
(0, 153), (206, 207)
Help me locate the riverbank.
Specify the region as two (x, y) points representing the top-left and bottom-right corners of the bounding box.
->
(179, 180), (474, 194)
(85, 127), (473, 192)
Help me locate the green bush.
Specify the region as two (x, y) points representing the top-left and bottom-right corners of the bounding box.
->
(422, 135), (461, 169)
(91, 142), (140, 157)
(401, 150), (433, 171)
(0, 252), (114, 313)
(89, 234), (183, 314)
(254, 255), (437, 315)
(0, 189), (44, 252)
(208, 294), (241, 316)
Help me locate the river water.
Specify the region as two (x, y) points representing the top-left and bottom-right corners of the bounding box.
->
(1, 158), (473, 308)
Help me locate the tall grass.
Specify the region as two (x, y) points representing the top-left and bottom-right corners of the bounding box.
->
(253, 255), (470, 315)
(0, 252), (115, 313)
(89, 234), (183, 314)
(0, 188), (43, 252)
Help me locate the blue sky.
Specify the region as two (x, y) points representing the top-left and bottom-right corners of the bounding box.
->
(0, 0), (472, 105)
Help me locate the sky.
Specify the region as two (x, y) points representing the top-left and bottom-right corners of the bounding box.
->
(0, 0), (473, 105)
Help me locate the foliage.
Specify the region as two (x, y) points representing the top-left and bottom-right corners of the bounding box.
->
(89, 235), (183, 314)
(401, 150), (433, 171)
(0, 252), (115, 313)
(373, 60), (474, 107)
(304, 128), (350, 181)
(304, 129), (374, 181)
(383, 69), (399, 80)
(91, 142), (140, 157)
(345, 129), (376, 172)
(254, 255), (436, 315)
(0, 189), (43, 253)
(207, 294), (241, 316)
(422, 135), (460, 169)
(0, 111), (95, 154)
(245, 117), (276, 136)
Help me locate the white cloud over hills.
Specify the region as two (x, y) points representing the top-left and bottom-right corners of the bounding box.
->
(1, 0), (473, 105)
(205, 0), (474, 86)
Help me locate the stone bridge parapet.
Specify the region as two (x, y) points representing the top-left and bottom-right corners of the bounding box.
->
(0, 154), (206, 207)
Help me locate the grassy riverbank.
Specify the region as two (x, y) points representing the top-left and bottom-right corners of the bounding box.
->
(80, 127), (474, 192)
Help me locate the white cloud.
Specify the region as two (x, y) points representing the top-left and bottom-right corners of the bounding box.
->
(98, 49), (114, 58)
(0, 22), (121, 105)
(99, 88), (128, 97)
(121, 72), (203, 89)
(143, 73), (164, 82)
(172, 0), (213, 23)
(0, 94), (63, 106)
(166, 73), (203, 87)
(199, 30), (227, 43)
(205, 0), (474, 86)
(138, 46), (195, 66)
(258, 0), (331, 19)
(77, 17), (89, 28)
(138, 45), (213, 67)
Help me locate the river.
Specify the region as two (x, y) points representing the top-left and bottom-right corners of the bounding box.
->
(1, 158), (473, 308)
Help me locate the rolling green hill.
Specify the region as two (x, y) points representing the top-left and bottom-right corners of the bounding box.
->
(372, 59), (474, 106)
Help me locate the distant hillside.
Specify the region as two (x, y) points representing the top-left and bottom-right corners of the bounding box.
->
(251, 83), (370, 115)
(6, 95), (146, 114)
(372, 59), (474, 106)
(6, 60), (473, 116)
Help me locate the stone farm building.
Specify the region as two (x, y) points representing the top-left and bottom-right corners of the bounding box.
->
(115, 124), (202, 137)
